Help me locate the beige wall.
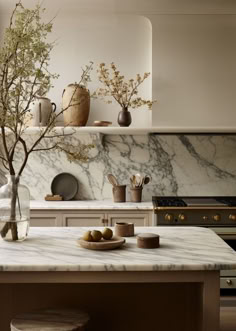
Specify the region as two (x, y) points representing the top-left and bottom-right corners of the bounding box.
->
(151, 14), (236, 128)
(0, 0), (236, 129)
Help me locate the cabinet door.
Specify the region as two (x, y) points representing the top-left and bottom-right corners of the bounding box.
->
(108, 212), (150, 226)
(30, 213), (62, 227)
(63, 213), (106, 227)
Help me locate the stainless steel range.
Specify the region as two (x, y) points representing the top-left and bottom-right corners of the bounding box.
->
(152, 196), (236, 290)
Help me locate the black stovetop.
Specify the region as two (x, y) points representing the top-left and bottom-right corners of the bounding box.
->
(152, 196), (236, 207)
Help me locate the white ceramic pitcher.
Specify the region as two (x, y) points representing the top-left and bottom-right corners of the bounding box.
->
(31, 97), (56, 126)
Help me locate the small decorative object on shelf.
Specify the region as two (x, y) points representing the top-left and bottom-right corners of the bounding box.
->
(117, 107), (131, 127)
(93, 120), (112, 127)
(95, 62), (156, 127)
(31, 96), (56, 126)
(62, 62), (93, 126)
(0, 176), (30, 242)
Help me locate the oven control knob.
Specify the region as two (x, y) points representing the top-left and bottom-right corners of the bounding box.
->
(165, 213), (174, 222)
(212, 214), (221, 222)
(178, 213), (187, 221)
(226, 279), (232, 286)
(229, 214), (236, 221)
(202, 216), (208, 221)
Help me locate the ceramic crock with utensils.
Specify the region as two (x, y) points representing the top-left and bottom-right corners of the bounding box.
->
(107, 174), (126, 202)
(129, 174), (150, 202)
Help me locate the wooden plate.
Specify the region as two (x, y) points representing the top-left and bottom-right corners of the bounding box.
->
(77, 236), (125, 250)
(93, 121), (112, 127)
(51, 173), (78, 201)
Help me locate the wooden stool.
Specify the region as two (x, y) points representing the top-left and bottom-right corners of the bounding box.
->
(10, 308), (90, 331)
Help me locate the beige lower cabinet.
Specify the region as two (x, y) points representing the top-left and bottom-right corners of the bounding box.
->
(30, 210), (153, 227)
(63, 213), (106, 227)
(30, 212), (63, 227)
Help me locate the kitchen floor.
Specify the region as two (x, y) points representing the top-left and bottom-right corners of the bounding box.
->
(220, 297), (236, 331)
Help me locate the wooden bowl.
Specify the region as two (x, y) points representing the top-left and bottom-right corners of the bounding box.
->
(93, 121), (112, 127)
(77, 236), (125, 250)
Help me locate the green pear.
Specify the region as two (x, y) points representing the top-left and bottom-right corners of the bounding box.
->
(102, 228), (113, 240)
(82, 231), (93, 242)
(91, 230), (102, 242)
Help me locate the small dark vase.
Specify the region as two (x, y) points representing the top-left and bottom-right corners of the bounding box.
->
(117, 107), (132, 127)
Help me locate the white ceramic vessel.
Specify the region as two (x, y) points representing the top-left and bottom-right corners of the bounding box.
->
(31, 96), (56, 126)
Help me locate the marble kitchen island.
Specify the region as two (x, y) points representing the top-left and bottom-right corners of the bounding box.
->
(0, 227), (235, 331)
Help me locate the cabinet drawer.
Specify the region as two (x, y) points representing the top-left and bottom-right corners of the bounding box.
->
(30, 213), (62, 227)
(63, 213), (106, 226)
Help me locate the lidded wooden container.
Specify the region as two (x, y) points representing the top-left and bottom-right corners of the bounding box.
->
(115, 222), (134, 237)
(137, 233), (160, 249)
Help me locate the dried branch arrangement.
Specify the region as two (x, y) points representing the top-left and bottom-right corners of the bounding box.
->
(94, 62), (155, 110)
(0, 1), (93, 240)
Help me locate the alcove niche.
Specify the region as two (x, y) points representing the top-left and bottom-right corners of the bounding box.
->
(47, 13), (153, 127)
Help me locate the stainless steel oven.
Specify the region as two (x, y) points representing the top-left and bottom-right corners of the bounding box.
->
(152, 196), (236, 290)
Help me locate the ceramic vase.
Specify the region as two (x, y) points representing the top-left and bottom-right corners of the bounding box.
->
(117, 107), (132, 127)
(62, 84), (90, 126)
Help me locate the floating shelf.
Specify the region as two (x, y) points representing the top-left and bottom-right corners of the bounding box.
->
(23, 126), (236, 135)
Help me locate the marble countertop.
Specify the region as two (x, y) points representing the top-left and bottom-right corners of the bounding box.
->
(0, 227), (236, 272)
(30, 200), (153, 210)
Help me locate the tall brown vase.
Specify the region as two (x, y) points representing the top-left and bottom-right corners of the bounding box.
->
(117, 107), (132, 127)
(62, 84), (90, 126)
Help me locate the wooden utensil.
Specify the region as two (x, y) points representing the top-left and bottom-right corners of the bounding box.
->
(107, 174), (119, 186)
(144, 176), (150, 185)
(135, 173), (142, 187)
(130, 175), (136, 188)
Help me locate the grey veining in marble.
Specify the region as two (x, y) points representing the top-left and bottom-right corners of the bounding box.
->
(0, 227), (235, 272)
(1, 133), (236, 200)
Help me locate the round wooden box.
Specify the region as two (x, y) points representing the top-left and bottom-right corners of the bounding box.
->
(115, 222), (134, 237)
(137, 233), (160, 249)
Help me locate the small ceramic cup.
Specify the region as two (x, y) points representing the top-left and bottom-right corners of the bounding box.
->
(115, 222), (134, 237)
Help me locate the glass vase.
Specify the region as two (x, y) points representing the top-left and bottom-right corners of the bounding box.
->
(0, 175), (30, 242)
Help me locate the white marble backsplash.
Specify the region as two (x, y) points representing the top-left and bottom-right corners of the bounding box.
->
(0, 133), (236, 200)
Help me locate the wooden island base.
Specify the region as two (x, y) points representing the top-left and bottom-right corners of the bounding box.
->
(0, 270), (219, 331)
